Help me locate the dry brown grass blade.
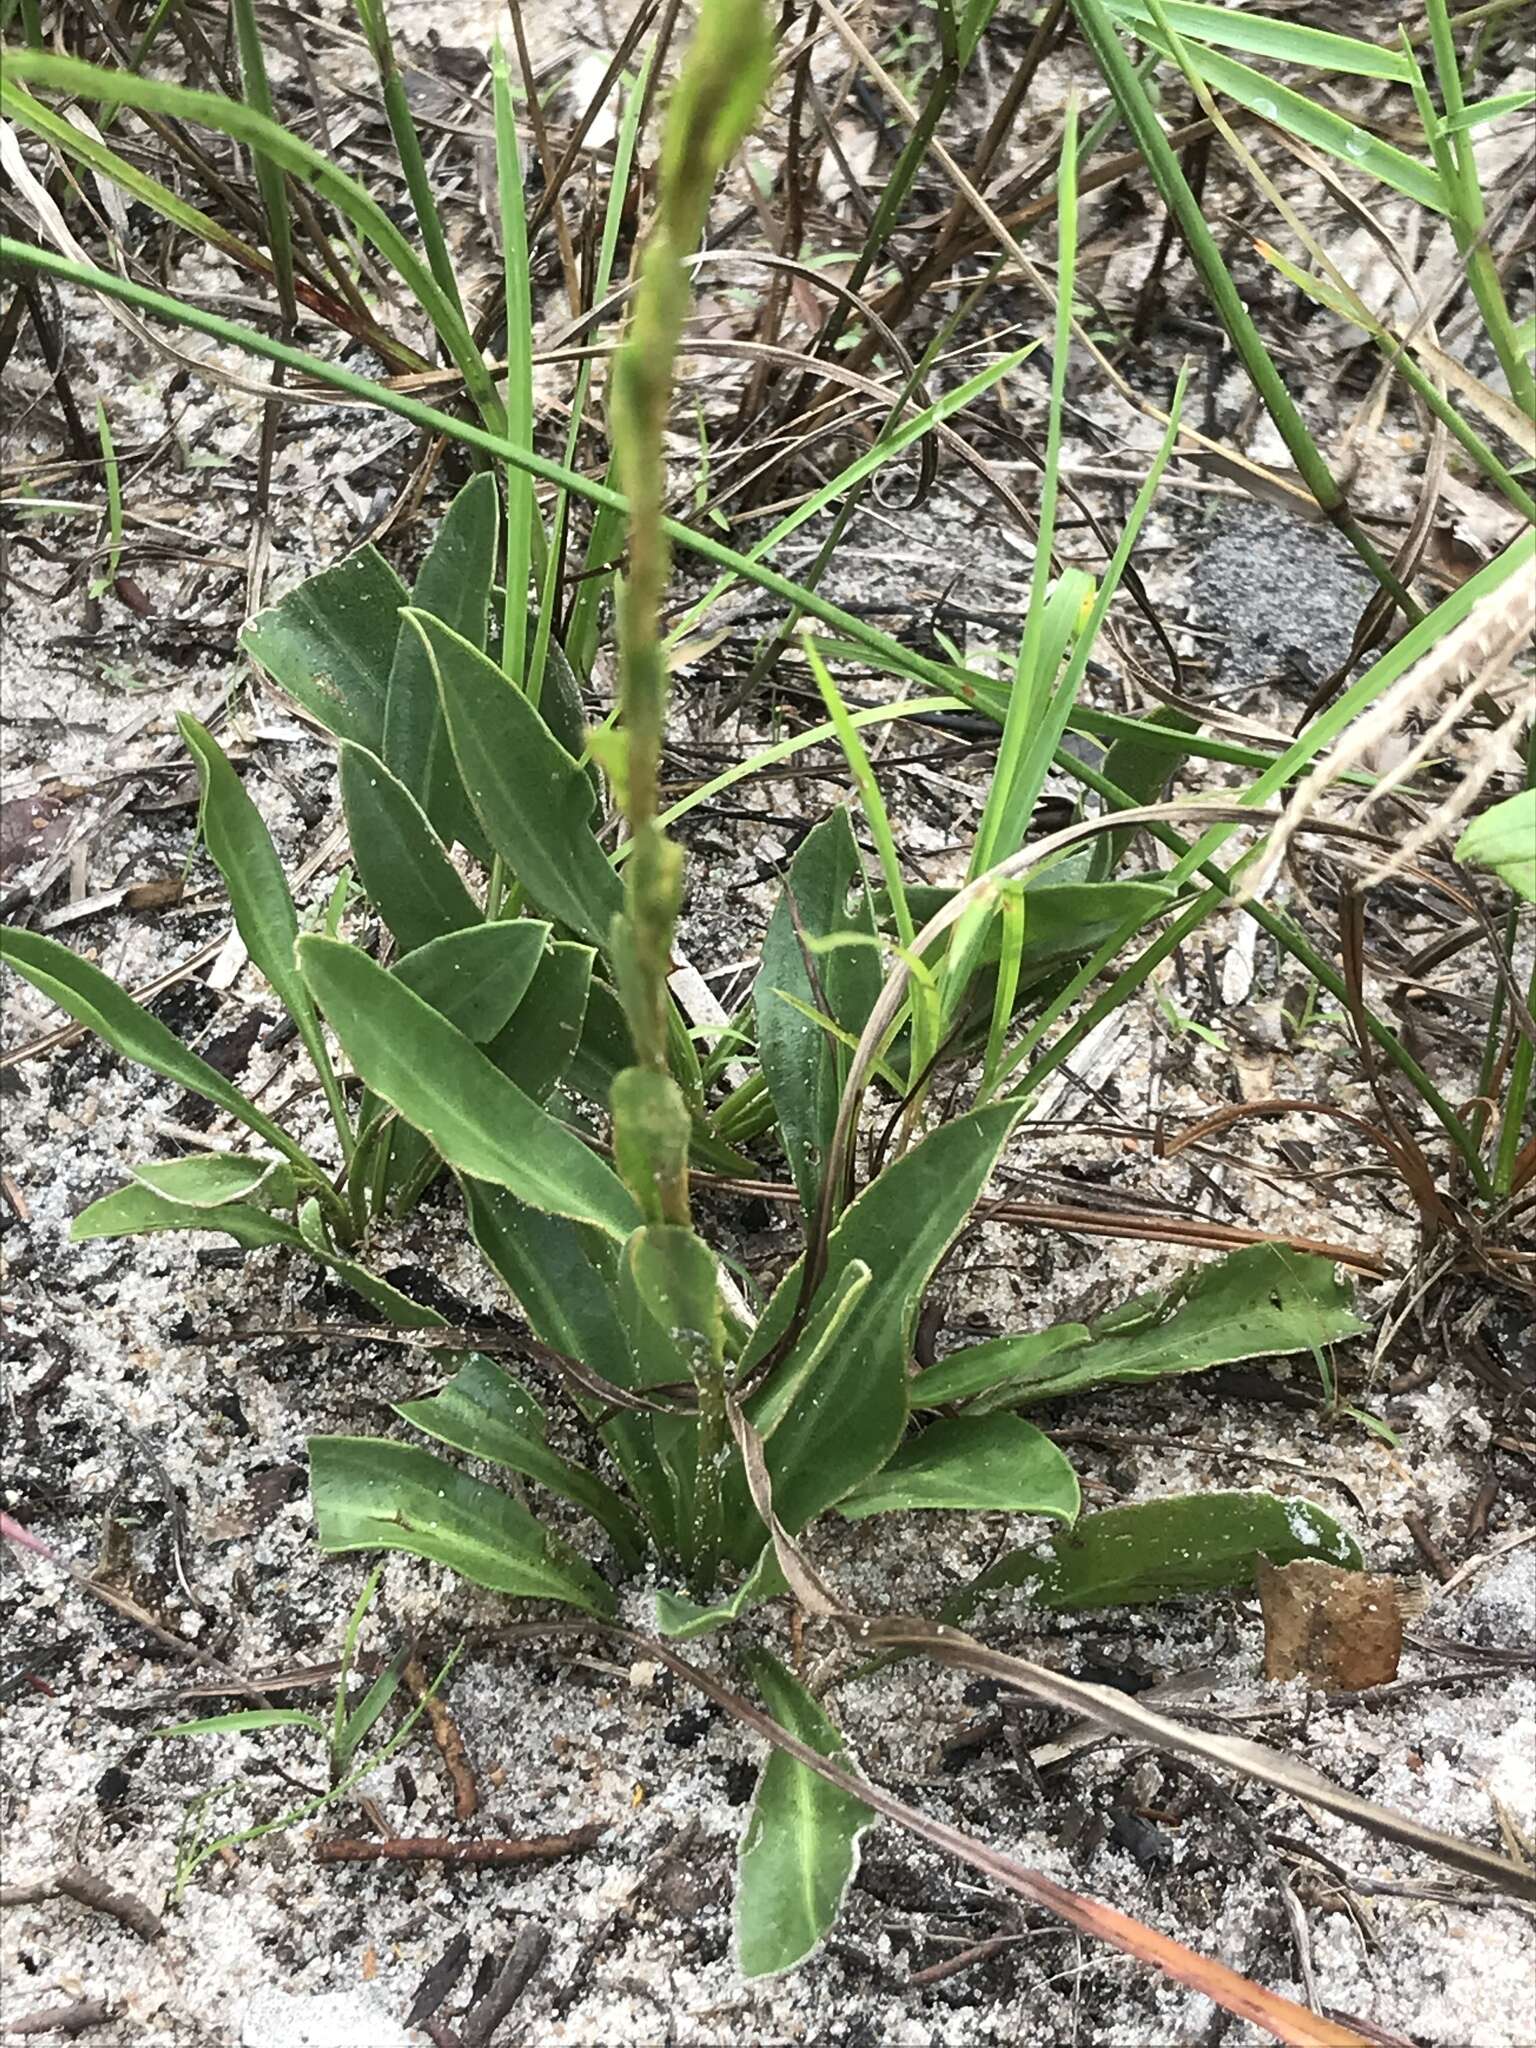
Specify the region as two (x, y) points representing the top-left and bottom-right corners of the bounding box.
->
(694, 1167), (1393, 1274)
(862, 1617), (1536, 1901)
(1249, 572), (1536, 899)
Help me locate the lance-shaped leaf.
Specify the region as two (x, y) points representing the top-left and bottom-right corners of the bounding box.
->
(70, 1180), (436, 1324)
(338, 739), (483, 952)
(950, 1489), (1363, 1617)
(397, 1353), (646, 1569)
(755, 809), (881, 1223)
(129, 1153), (295, 1210)
(486, 940), (592, 1101)
(463, 1178), (679, 1551)
(837, 1414), (1080, 1524)
(241, 543), (406, 748)
(413, 609), (622, 946)
(178, 715), (349, 1142)
(736, 1652), (874, 1979)
(391, 920), (550, 1042)
(297, 936), (638, 1239)
(723, 1103), (1022, 1558)
(0, 925), (316, 1176)
(309, 1436), (615, 1614)
(914, 1245), (1365, 1414)
(382, 472), (496, 841)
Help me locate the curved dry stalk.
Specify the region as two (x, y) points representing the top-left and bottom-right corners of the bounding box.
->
(1249, 573), (1536, 897)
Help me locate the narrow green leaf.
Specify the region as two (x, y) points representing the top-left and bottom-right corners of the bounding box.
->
(1122, 21), (1445, 210)
(5, 48), (499, 416)
(333, 1649), (409, 1768)
(952, 1488), (1363, 1614)
(462, 1177), (677, 1548)
(177, 715), (348, 1145)
(1456, 790), (1536, 903)
(724, 1103), (1022, 1556)
(1104, 0), (1412, 80)
(412, 609), (623, 946)
(154, 1709), (328, 1738)
(309, 1436), (615, 1614)
(1089, 707), (1201, 879)
(129, 1153), (294, 1209)
(736, 1652), (874, 1980)
(297, 936), (638, 1239)
(383, 473), (497, 841)
(242, 545), (407, 749)
(912, 1325), (1090, 1409)
(916, 1246), (1366, 1415)
(0, 925), (316, 1175)
(837, 1414), (1080, 1523)
(486, 940), (592, 1101)
(69, 1179), (437, 1324)
(391, 920), (550, 1042)
(337, 738), (483, 952)
(755, 810), (881, 1224)
(397, 1353), (646, 1568)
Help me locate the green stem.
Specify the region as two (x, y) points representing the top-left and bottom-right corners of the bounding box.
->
(1069, 0), (1421, 618)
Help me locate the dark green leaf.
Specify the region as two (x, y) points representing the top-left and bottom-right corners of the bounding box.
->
(724, 1104), (1022, 1557)
(413, 609), (622, 946)
(241, 544), (406, 748)
(383, 472), (497, 842)
(952, 1488), (1362, 1614)
(177, 716), (310, 1032)
(892, 876), (1178, 978)
(916, 1246), (1366, 1415)
(486, 940), (592, 1100)
(309, 1436), (615, 1613)
(338, 739), (482, 952)
(837, 1414), (1079, 1523)
(0, 925), (312, 1172)
(1090, 706), (1200, 879)
(392, 920), (550, 1042)
(298, 936), (638, 1238)
(736, 1651), (874, 1979)
(397, 1352), (646, 1567)
(755, 810), (880, 1223)
(462, 1178), (678, 1550)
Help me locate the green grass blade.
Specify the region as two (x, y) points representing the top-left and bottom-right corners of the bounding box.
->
(6, 47), (499, 423)
(1105, 0), (1413, 81)
(353, 0), (466, 319)
(1068, 0), (1424, 612)
(492, 39), (538, 688)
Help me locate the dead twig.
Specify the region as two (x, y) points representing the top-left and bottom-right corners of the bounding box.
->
(403, 1653), (479, 1821)
(313, 1826), (603, 1868)
(460, 1923), (551, 2048)
(4, 2000), (116, 2039)
(0, 1863), (161, 1942)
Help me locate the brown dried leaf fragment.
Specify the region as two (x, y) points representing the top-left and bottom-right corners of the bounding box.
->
(1258, 1559), (1404, 1692)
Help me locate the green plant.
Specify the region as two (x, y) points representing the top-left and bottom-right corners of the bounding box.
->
(7, 0), (1532, 2003)
(154, 1569), (455, 1895)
